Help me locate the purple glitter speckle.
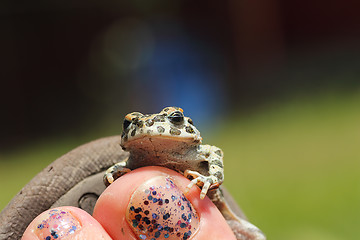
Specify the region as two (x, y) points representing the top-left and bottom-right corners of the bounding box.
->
(127, 178), (198, 240)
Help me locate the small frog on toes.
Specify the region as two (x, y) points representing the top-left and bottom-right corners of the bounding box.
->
(104, 107), (266, 240)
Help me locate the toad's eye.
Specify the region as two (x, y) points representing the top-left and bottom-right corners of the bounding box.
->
(123, 119), (132, 130)
(168, 111), (184, 124)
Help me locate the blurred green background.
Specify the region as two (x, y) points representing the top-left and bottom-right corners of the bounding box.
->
(1, 1), (360, 239)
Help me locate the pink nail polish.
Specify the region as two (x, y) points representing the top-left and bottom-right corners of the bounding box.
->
(127, 177), (199, 240)
(34, 209), (81, 240)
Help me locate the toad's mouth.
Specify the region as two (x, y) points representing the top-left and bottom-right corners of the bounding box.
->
(121, 135), (202, 152)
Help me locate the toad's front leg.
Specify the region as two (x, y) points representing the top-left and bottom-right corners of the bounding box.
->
(104, 159), (132, 186)
(184, 145), (224, 199)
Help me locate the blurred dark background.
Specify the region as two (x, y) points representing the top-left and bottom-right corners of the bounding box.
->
(2, 0), (360, 150)
(1, 1), (360, 239)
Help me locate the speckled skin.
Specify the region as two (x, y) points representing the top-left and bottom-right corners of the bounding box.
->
(104, 107), (266, 240)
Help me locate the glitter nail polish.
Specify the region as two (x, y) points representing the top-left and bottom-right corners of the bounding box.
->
(34, 209), (81, 240)
(127, 177), (199, 240)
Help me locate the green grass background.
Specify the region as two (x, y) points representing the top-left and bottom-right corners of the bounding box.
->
(1, 91), (359, 239)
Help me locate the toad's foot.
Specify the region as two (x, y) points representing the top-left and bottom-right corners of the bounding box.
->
(184, 170), (220, 199)
(104, 160), (131, 186)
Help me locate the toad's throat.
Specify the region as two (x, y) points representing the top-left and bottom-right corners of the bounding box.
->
(124, 136), (201, 172)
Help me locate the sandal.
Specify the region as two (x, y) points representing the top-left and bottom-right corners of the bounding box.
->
(0, 136), (245, 240)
